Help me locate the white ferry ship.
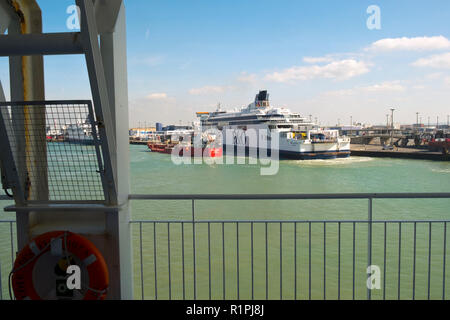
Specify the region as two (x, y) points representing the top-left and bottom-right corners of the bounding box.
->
(64, 117), (95, 145)
(197, 91), (351, 159)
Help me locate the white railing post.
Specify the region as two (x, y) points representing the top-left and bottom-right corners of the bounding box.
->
(367, 197), (373, 300)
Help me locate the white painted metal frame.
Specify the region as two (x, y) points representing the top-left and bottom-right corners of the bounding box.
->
(0, 83), (24, 203)
(0, 106), (25, 204)
(96, 1), (134, 299)
(0, 1), (118, 205)
(77, 0), (118, 205)
(0, 80), (5, 193)
(0, 32), (84, 56)
(0, 99), (110, 204)
(0, 0), (132, 299)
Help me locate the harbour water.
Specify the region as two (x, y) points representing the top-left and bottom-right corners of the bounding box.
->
(1, 144), (449, 300)
(129, 145), (450, 300)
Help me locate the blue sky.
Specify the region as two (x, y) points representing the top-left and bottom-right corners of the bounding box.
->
(1, 0), (450, 127)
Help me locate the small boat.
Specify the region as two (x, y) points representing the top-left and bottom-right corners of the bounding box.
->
(147, 129), (222, 158)
(147, 142), (175, 154)
(428, 130), (450, 155)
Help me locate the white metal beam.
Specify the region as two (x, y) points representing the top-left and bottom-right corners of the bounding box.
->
(6, 0), (47, 250)
(77, 0), (118, 204)
(0, 32), (84, 56)
(94, 0), (123, 34)
(7, 8), (29, 250)
(100, 1), (133, 299)
(0, 9), (11, 33)
(0, 0), (15, 34)
(2, 0), (132, 300)
(0, 80), (4, 102)
(0, 80), (12, 199)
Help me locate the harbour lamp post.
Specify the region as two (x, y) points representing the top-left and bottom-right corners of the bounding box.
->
(390, 108), (395, 146)
(386, 114), (389, 133)
(416, 112), (420, 134)
(350, 116), (353, 136)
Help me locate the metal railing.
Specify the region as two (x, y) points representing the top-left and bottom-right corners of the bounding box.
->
(1, 193), (450, 300)
(0, 218), (15, 301)
(129, 193), (450, 300)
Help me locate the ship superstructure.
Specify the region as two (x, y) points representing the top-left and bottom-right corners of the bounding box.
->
(197, 91), (351, 159)
(64, 116), (95, 145)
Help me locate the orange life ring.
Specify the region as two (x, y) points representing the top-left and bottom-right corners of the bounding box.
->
(11, 231), (109, 300)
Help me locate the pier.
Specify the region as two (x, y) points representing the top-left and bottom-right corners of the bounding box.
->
(351, 144), (450, 161)
(131, 139), (450, 161)
(129, 139), (148, 145)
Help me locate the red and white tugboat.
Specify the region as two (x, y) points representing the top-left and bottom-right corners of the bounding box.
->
(147, 129), (222, 158)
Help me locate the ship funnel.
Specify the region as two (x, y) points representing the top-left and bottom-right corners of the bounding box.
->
(255, 90), (269, 107)
(255, 90), (269, 102)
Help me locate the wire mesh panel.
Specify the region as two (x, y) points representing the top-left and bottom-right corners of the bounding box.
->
(0, 101), (106, 203)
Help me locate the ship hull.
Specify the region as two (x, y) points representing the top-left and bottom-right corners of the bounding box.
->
(223, 144), (350, 160)
(218, 122), (351, 160)
(180, 146), (223, 158)
(64, 139), (95, 146)
(148, 142), (223, 158)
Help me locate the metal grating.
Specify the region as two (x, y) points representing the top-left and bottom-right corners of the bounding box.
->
(0, 101), (106, 203)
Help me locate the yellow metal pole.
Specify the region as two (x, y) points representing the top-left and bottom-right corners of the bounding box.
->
(10, 0), (48, 202)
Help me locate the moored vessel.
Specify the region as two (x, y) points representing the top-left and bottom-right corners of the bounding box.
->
(147, 129), (222, 158)
(197, 91), (351, 160)
(64, 117), (95, 145)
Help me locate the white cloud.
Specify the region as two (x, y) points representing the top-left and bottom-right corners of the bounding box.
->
(265, 59), (370, 82)
(445, 77), (450, 87)
(425, 72), (444, 80)
(237, 72), (258, 83)
(325, 81), (406, 97)
(146, 93), (169, 100)
(188, 85), (228, 95)
(368, 36), (450, 52)
(412, 52), (450, 69)
(302, 56), (334, 64)
(361, 81), (406, 93)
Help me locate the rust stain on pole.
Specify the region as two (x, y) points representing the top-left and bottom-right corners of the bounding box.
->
(11, 0), (48, 202)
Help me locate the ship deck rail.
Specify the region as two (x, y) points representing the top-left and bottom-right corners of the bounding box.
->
(1, 192), (450, 300)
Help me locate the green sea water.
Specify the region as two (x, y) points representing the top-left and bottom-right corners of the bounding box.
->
(128, 145), (450, 300)
(1, 145), (449, 300)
